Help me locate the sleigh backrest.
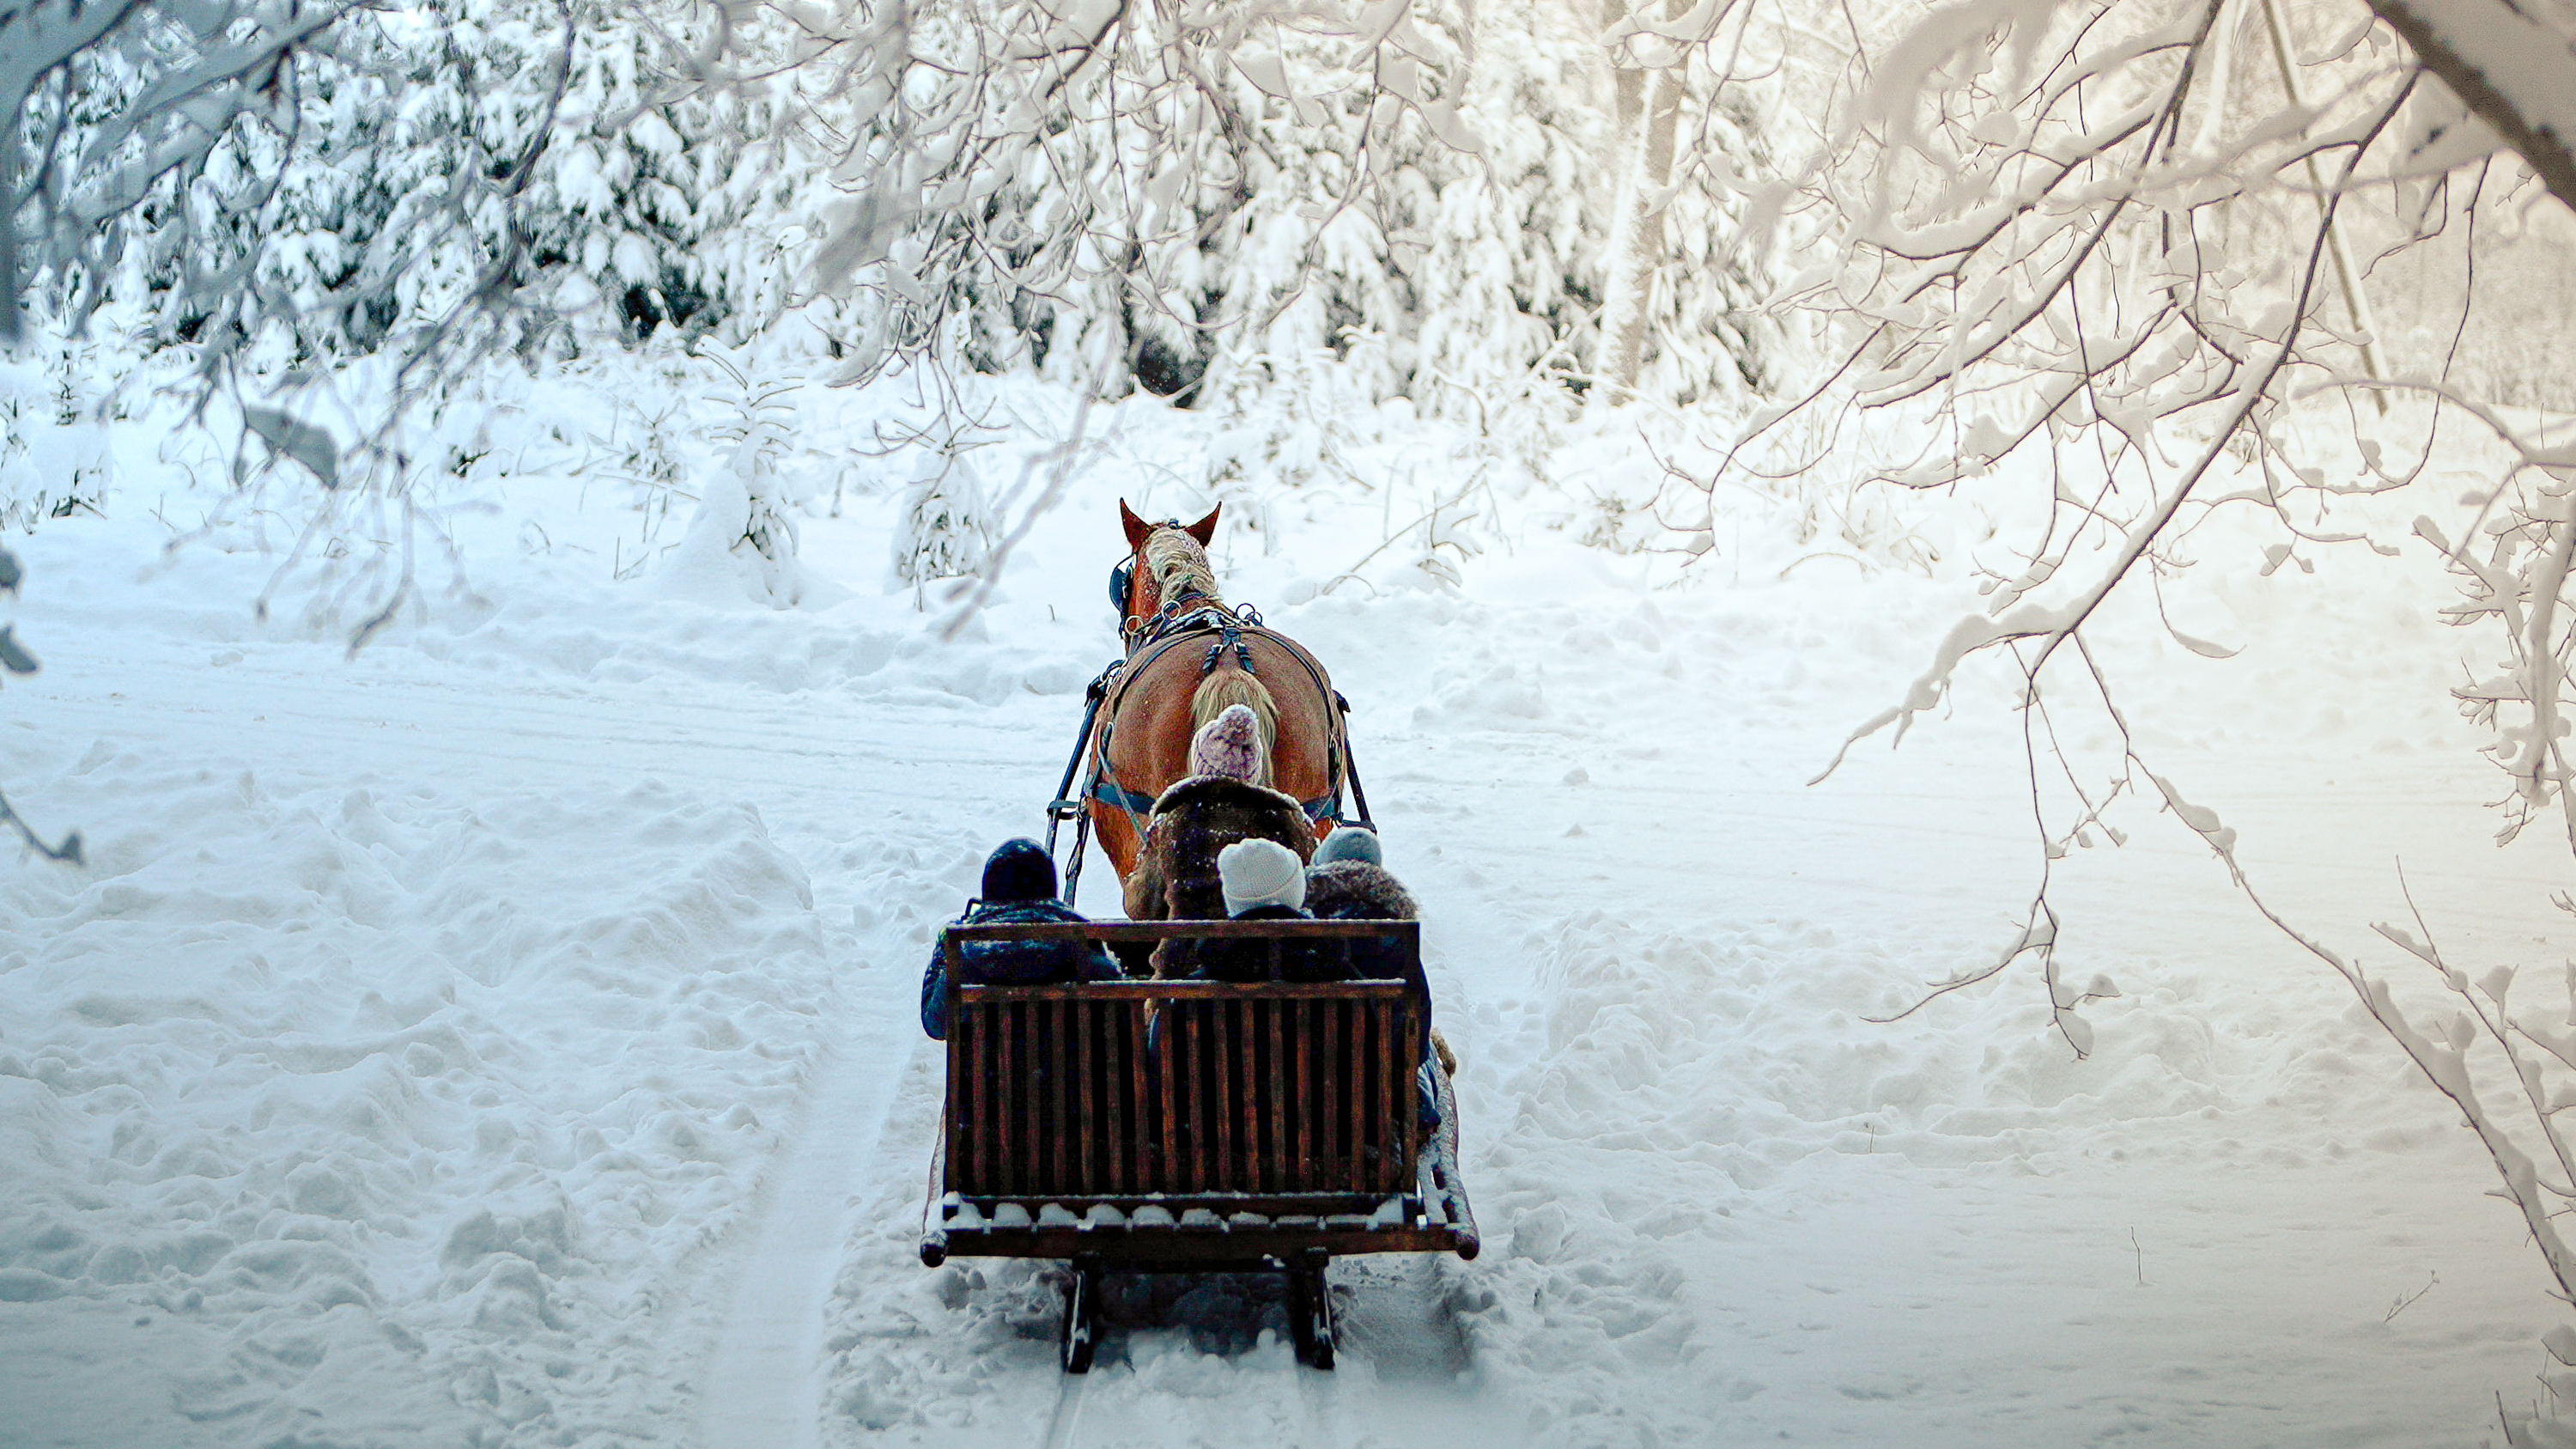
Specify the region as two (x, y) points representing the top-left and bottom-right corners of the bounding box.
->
(940, 921), (1421, 1203)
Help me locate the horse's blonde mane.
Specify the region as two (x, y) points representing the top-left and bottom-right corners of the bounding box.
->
(1145, 527), (1273, 764)
(1142, 528), (1222, 607)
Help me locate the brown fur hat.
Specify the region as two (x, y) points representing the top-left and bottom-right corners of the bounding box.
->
(1303, 859), (1417, 921)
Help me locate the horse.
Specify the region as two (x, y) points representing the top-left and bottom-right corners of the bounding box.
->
(1080, 501), (1353, 924)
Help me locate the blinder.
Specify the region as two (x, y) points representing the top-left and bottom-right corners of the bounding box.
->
(1108, 558), (1135, 618)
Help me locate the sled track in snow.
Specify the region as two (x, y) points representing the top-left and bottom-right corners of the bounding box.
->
(1031, 1359), (1340, 1449)
(1295, 1362), (1344, 1449)
(697, 1021), (914, 1449)
(1038, 1372), (1089, 1449)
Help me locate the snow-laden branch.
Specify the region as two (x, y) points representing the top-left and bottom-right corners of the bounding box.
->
(2362, 0), (2576, 214)
(1722, 0), (2576, 1387)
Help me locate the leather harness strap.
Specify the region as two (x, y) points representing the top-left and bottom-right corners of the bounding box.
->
(1054, 552), (1364, 900)
(1084, 608), (1352, 826)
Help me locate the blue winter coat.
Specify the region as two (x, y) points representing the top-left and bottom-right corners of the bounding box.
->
(920, 899), (1122, 1039)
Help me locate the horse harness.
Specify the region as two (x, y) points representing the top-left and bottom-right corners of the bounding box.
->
(1044, 589), (1375, 902)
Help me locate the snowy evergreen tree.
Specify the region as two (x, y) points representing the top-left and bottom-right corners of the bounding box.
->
(5, 0), (807, 397)
(755, 0), (1781, 417)
(890, 448), (993, 595)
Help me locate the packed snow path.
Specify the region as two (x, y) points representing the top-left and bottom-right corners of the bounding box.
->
(696, 1020), (908, 1449)
(5, 453), (2575, 1447)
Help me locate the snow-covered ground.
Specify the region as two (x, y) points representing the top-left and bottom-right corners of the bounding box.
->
(3, 369), (2571, 1448)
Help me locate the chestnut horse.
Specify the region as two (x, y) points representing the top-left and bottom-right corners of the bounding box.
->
(1082, 502), (1352, 917)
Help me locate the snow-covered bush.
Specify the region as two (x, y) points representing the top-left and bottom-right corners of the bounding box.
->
(646, 347), (844, 608)
(0, 334), (112, 533)
(890, 450), (993, 600)
(0, 543), (80, 863)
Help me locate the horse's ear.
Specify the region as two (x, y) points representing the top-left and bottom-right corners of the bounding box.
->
(1120, 499), (1152, 551)
(1183, 505), (1221, 546)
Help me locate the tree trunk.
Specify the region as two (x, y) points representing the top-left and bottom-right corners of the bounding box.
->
(1595, 3), (1686, 399)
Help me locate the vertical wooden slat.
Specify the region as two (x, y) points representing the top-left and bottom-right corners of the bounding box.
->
(1309, 1000), (1329, 1190)
(1115, 1000), (1137, 1193)
(1401, 1000), (1422, 1180)
(1364, 1000), (1381, 1190)
(1237, 1001), (1259, 1192)
(945, 1002), (964, 1194)
(1213, 998), (1235, 1184)
(1021, 1002), (1040, 1193)
(1345, 1000), (1364, 1193)
(1017, 1000), (1032, 1195)
(1237, 999), (1257, 1186)
(969, 1003), (991, 1194)
(982, 1001), (1000, 1195)
(1157, 1001), (1181, 1194)
(1400, 997), (1422, 1178)
(979, 998), (994, 1199)
(1295, 999), (1314, 1190)
(1048, 1000), (1067, 1190)
(999, 1000), (1019, 1197)
(1023, 1002), (1042, 1193)
(1034, 1000), (1050, 1190)
(998, 1000), (1015, 1196)
(1073, 998), (1094, 1193)
(981, 1001), (1000, 1196)
(1187, 1002), (1209, 1191)
(1318, 998), (1336, 1191)
(1381, 1000), (1401, 1190)
(1267, 999), (1287, 1192)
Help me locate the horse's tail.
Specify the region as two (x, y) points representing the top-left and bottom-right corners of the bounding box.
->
(1190, 668), (1279, 768)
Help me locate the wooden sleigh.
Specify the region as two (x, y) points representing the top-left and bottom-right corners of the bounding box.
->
(918, 919), (1479, 1372)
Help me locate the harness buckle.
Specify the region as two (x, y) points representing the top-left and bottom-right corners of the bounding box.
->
(1047, 798), (1088, 820)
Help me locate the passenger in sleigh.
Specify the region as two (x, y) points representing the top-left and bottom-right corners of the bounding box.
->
(1187, 837), (1340, 983)
(1303, 823), (1452, 1068)
(1121, 704), (1317, 979)
(1170, 837), (1444, 1129)
(1304, 823), (1414, 979)
(918, 838), (1121, 1040)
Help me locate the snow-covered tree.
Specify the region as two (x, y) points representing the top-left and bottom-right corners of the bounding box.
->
(739, 0), (1782, 417)
(3, 0), (844, 642)
(1710, 0), (2576, 1401)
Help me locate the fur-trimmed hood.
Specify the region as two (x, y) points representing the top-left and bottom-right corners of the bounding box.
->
(1121, 777), (1316, 971)
(1148, 774), (1302, 819)
(1304, 860), (1416, 921)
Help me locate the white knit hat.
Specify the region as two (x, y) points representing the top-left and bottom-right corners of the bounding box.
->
(1218, 837), (1307, 915)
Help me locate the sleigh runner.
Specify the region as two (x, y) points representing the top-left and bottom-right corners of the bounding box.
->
(918, 918), (1478, 1371)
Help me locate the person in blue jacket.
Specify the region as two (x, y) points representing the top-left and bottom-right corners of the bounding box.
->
(920, 839), (1121, 1039)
